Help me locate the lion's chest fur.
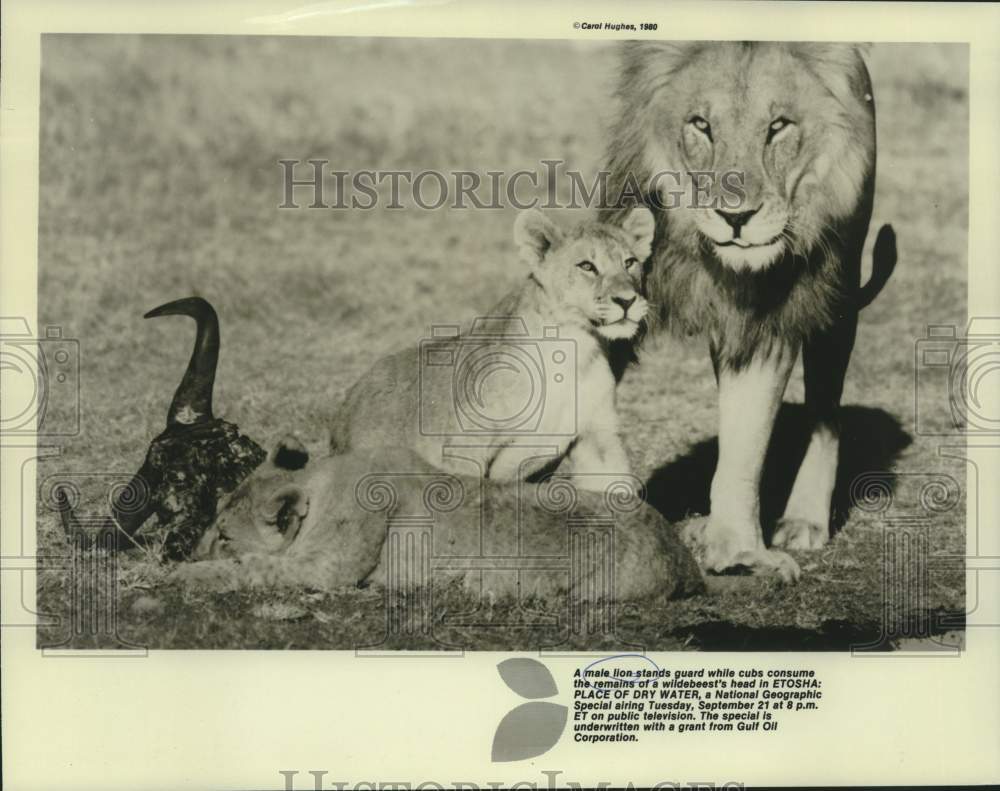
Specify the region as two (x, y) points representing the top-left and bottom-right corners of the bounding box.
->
(650, 237), (852, 368)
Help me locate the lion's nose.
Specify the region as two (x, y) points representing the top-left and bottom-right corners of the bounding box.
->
(715, 207), (759, 235)
(612, 295), (637, 313)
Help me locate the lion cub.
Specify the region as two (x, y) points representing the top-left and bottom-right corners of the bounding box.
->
(329, 207), (655, 488)
(171, 438), (704, 601)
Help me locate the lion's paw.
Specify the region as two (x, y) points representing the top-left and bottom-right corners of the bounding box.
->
(728, 548), (801, 584)
(772, 518), (829, 551)
(679, 517), (801, 584)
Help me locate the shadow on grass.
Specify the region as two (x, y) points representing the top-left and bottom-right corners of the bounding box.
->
(671, 608), (966, 651)
(645, 404), (913, 541)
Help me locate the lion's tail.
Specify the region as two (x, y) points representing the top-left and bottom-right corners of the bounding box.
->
(857, 223), (897, 310)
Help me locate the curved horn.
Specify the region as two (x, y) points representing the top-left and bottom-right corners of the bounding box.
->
(55, 474), (157, 551)
(145, 297), (219, 428)
(106, 466), (159, 543)
(55, 485), (97, 549)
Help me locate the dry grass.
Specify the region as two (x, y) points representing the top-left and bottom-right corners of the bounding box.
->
(36, 36), (967, 650)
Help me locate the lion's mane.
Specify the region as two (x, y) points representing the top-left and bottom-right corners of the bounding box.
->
(601, 41), (877, 368)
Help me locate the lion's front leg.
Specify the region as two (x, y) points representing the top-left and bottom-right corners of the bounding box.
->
(685, 342), (800, 582)
(774, 312), (858, 550)
(564, 429), (632, 492)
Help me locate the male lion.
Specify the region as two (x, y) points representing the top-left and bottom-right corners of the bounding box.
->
(329, 208), (655, 489)
(171, 438), (705, 603)
(601, 42), (897, 581)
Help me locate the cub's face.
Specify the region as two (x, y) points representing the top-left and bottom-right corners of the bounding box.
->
(194, 439), (310, 560)
(514, 208), (655, 340)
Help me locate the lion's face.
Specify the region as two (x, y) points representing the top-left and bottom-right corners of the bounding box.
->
(635, 42), (874, 272)
(195, 473), (306, 560)
(514, 208), (655, 339)
(194, 438), (310, 560)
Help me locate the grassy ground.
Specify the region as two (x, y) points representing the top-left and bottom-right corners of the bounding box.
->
(35, 36), (968, 650)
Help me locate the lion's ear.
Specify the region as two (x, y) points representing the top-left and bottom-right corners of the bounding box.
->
(268, 435), (309, 470)
(799, 42), (869, 67)
(260, 483), (310, 549)
(514, 209), (562, 266)
(792, 44), (871, 105)
(619, 41), (705, 82)
(622, 207), (656, 262)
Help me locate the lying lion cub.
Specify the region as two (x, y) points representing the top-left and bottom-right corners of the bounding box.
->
(171, 438), (704, 602)
(329, 208), (655, 488)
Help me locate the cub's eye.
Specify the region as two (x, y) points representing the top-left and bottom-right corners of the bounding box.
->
(689, 115), (712, 141)
(767, 117), (794, 142)
(624, 257), (638, 270)
(577, 261), (598, 274)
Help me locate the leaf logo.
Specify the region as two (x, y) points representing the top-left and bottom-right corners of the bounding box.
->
(491, 658), (568, 762)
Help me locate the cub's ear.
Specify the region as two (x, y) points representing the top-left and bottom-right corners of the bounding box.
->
(514, 209), (562, 265)
(622, 207), (656, 262)
(260, 484), (310, 548)
(268, 435), (310, 470)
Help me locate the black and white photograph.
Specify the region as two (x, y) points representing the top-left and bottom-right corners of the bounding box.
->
(3, 2), (999, 788)
(29, 34), (970, 651)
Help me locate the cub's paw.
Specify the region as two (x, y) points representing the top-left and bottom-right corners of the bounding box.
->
(772, 518), (829, 551)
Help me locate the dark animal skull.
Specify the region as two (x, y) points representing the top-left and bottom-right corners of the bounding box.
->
(58, 297), (266, 559)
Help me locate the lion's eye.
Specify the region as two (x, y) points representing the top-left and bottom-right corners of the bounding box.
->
(577, 261), (597, 274)
(689, 115), (712, 141)
(767, 117), (793, 142)
(624, 257), (638, 270)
